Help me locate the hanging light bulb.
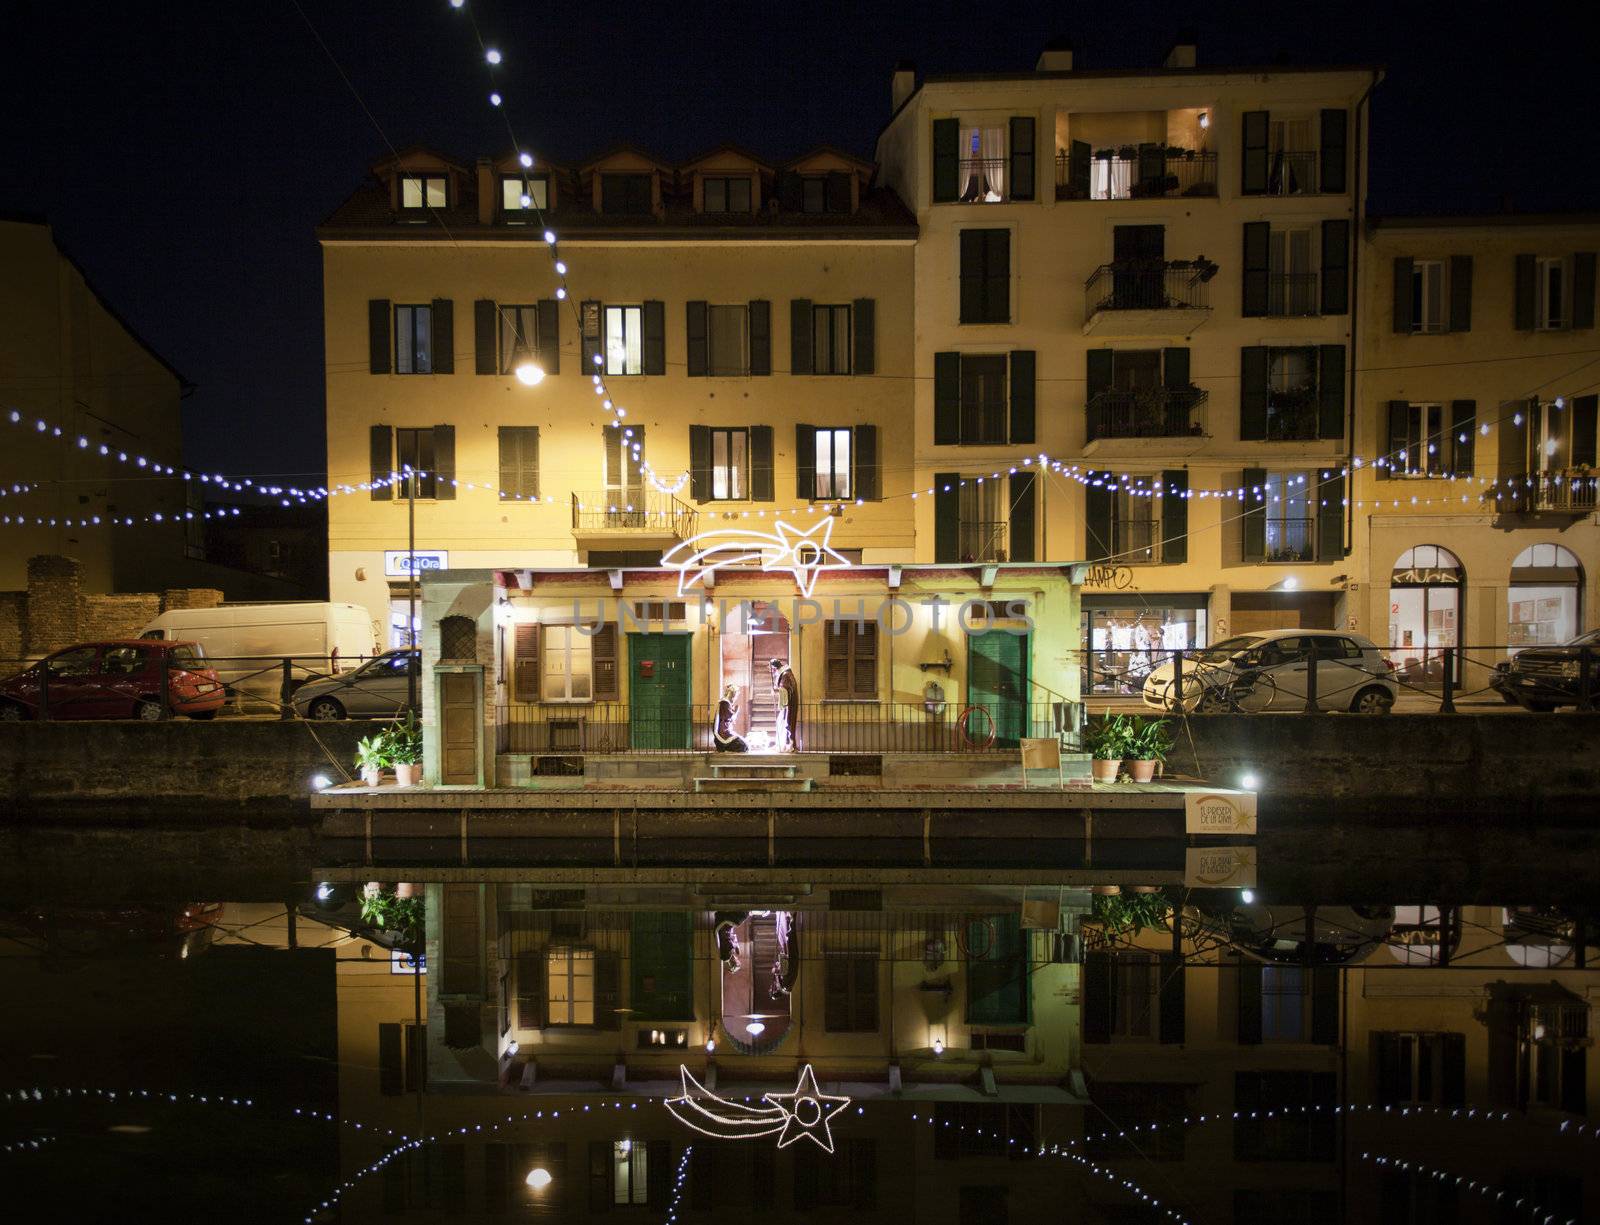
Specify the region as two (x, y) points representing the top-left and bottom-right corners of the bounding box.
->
(519, 151), (534, 168)
(515, 362), (545, 387)
(485, 48), (502, 64)
(489, 91), (502, 107)
(519, 193), (531, 208)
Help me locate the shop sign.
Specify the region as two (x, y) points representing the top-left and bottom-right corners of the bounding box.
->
(1184, 790), (1258, 835)
(1184, 845), (1257, 889)
(1390, 566), (1460, 586)
(385, 549), (449, 577)
(1082, 563), (1134, 590)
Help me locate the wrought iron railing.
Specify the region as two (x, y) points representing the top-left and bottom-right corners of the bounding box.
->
(1111, 519), (1164, 565)
(1264, 391), (1322, 441)
(1266, 150), (1319, 195)
(1084, 261), (1213, 317)
(1502, 470), (1600, 514)
(1263, 517), (1317, 562)
(955, 156), (1012, 203)
(1267, 273), (1320, 317)
(1086, 387), (1207, 440)
(571, 489), (697, 537)
(1055, 151), (1218, 200)
(957, 519), (1009, 563)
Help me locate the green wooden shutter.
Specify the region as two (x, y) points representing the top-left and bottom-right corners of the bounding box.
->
(1392, 256), (1414, 332)
(1319, 108), (1348, 193)
(852, 298), (875, 375)
(1008, 116), (1035, 201)
(750, 425), (774, 501)
(1162, 469), (1188, 564)
(1448, 255), (1473, 332)
(958, 230), (982, 322)
(474, 299), (497, 374)
(932, 117), (959, 203)
(1451, 400), (1478, 476)
(1085, 348), (1113, 442)
(1162, 346), (1190, 390)
(795, 424), (815, 499)
(1317, 470), (1345, 561)
(1321, 220), (1349, 315)
(1241, 467), (1267, 561)
(985, 229), (1010, 322)
(1242, 222), (1270, 317)
(689, 425), (711, 502)
(580, 300), (602, 370)
(1572, 395), (1599, 468)
(1317, 345), (1346, 440)
(1573, 252), (1597, 329)
(1159, 952), (1185, 1044)
(1239, 347), (1268, 440)
(748, 300), (771, 375)
(1382, 401), (1409, 479)
(646, 1141), (670, 1208)
(1082, 953), (1111, 1044)
(1514, 254), (1537, 330)
(934, 352), (961, 444)
(630, 912), (693, 1021)
(789, 299), (813, 374)
(853, 425), (879, 501)
(368, 299), (391, 373)
(1137, 142), (1165, 188)
(1084, 473), (1111, 561)
(432, 424), (455, 499)
(498, 426), (539, 500)
(1237, 960), (1263, 1043)
(777, 170), (801, 212)
(641, 300), (665, 374)
(1241, 111), (1269, 195)
(1499, 400), (1532, 478)
(537, 299), (560, 374)
(1008, 350), (1035, 444)
(1008, 471), (1035, 562)
(591, 623), (618, 701)
(370, 425), (393, 501)
(1442, 1033), (1467, 1107)
(516, 950), (543, 1029)
(1310, 966), (1340, 1044)
(825, 171), (851, 213)
(587, 1140), (609, 1213)
(430, 299), (454, 373)
(1068, 139), (1090, 198)
(934, 472), (959, 562)
(685, 301), (707, 377)
(593, 951), (620, 1030)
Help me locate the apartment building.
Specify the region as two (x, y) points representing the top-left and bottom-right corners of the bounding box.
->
(874, 39), (1381, 695)
(318, 145), (917, 647)
(1355, 215), (1600, 676)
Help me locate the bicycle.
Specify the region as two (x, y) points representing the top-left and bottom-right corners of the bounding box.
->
(1155, 666), (1281, 714)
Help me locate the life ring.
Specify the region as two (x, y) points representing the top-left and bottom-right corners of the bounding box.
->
(957, 916), (996, 960)
(956, 704), (996, 750)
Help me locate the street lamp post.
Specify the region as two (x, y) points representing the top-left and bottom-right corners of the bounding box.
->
(407, 464), (418, 713)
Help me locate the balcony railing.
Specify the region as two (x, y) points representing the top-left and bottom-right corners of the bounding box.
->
(572, 489), (697, 538)
(957, 519), (1008, 563)
(1111, 519), (1163, 564)
(1504, 470), (1600, 515)
(1263, 517), (1316, 562)
(1055, 150), (1218, 201)
(1266, 150), (1318, 195)
(1086, 386), (1208, 441)
(955, 156), (1011, 203)
(1264, 390), (1322, 441)
(1084, 261), (1214, 318)
(1267, 273), (1319, 317)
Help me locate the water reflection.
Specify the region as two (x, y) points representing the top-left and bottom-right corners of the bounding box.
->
(2, 862), (1598, 1224)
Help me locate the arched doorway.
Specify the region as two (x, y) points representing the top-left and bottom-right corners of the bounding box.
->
(1388, 545), (1464, 683)
(1508, 543), (1583, 654)
(718, 601), (790, 751)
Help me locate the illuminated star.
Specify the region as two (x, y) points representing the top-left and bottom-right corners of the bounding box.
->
(768, 517), (850, 597)
(762, 1065), (852, 1152)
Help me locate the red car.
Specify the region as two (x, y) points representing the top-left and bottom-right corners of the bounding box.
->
(0, 640), (226, 721)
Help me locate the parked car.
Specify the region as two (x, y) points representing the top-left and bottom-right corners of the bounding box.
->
(0, 640), (225, 721)
(1491, 629), (1600, 711)
(1141, 628), (1398, 714)
(292, 648), (418, 719)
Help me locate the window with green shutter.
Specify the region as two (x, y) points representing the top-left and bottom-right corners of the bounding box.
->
(629, 912), (694, 1021)
(497, 426), (539, 501)
(964, 914), (1029, 1026)
(958, 229), (1010, 323)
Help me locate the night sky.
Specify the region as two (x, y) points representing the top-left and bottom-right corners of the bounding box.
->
(7, 1), (1597, 479)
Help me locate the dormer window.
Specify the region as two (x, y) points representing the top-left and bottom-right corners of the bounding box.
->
(600, 173), (653, 216)
(500, 174), (549, 222)
(702, 176), (752, 213)
(399, 174), (447, 211)
(801, 173), (851, 215)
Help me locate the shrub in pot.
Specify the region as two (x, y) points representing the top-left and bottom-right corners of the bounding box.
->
(1084, 713), (1133, 783)
(1125, 716), (1173, 783)
(354, 733), (389, 787)
(386, 712), (423, 786)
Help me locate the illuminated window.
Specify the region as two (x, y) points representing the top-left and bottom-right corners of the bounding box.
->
(1537, 257), (1567, 330)
(399, 174), (447, 210)
(811, 305), (852, 375)
(604, 306), (643, 376)
(709, 428), (748, 500)
(394, 306), (433, 375)
(812, 427), (851, 500)
(540, 626), (593, 704)
(1410, 259), (1444, 332)
(702, 176), (751, 213)
(545, 945), (594, 1025)
(611, 1140), (647, 1205)
(499, 175), (548, 220)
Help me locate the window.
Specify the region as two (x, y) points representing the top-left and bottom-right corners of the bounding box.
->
(395, 304), (433, 374)
(500, 174), (548, 219)
(824, 622), (878, 701)
(1085, 1085), (1188, 1160)
(438, 616), (476, 661)
(707, 305), (749, 376)
(601, 172), (653, 215)
(1538, 256), (1566, 329)
(497, 305), (540, 375)
(1268, 228), (1316, 316)
(1111, 954), (1157, 1039)
(709, 428), (748, 500)
(1266, 346), (1316, 439)
(102, 646), (149, 676)
(1233, 1071), (1337, 1161)
(959, 229), (1010, 323)
(957, 355), (1008, 444)
(797, 174), (851, 214)
(1397, 403), (1445, 476)
(958, 480), (1004, 563)
(399, 174), (446, 210)
(794, 1138), (876, 1208)
(1267, 117), (1316, 194)
(612, 1140), (647, 1205)
(546, 945), (594, 1024)
(1374, 1032), (1466, 1105)
(702, 175), (751, 213)
(45, 647), (97, 678)
(812, 305), (852, 375)
(1261, 966), (1306, 1041)
(1263, 472), (1316, 561)
(824, 952), (878, 1031)
(1110, 482), (1161, 563)
(604, 305), (643, 375)
(1411, 259), (1444, 332)
(957, 124), (1007, 203)
(394, 427), (437, 498)
(813, 427), (851, 500)
(541, 626), (593, 703)
(605, 425), (645, 497)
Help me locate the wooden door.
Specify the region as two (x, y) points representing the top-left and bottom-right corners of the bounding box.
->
(439, 671), (479, 785)
(628, 633), (691, 749)
(968, 630), (1029, 747)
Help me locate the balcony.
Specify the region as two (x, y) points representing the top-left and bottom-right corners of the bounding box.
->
(1263, 517), (1316, 562)
(1083, 260), (1215, 337)
(957, 519), (1008, 563)
(1503, 470), (1600, 516)
(1265, 150), (1319, 196)
(1055, 150), (1217, 201)
(571, 489), (697, 545)
(1264, 387), (1322, 441)
(1267, 273), (1319, 318)
(1111, 519), (1164, 565)
(954, 156), (1013, 203)
(1086, 387), (1208, 442)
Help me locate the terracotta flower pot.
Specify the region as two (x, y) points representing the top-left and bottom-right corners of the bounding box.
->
(1126, 759), (1158, 783)
(1091, 758), (1122, 783)
(394, 762), (421, 787)
(361, 766), (382, 788)
(1091, 885), (1122, 896)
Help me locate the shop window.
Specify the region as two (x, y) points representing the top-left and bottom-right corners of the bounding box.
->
(1508, 543), (1582, 652)
(1387, 545), (1463, 681)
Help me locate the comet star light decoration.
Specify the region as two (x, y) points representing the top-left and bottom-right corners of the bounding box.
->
(664, 1064), (852, 1152)
(660, 517), (851, 597)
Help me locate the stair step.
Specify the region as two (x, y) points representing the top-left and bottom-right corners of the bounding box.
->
(693, 777), (814, 793)
(711, 762), (797, 778)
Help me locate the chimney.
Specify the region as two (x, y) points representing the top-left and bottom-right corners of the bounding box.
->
(891, 60), (917, 112)
(476, 157), (495, 226)
(1036, 36), (1073, 72)
(1163, 31), (1198, 69)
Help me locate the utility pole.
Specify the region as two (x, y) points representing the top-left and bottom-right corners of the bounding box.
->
(407, 464), (418, 713)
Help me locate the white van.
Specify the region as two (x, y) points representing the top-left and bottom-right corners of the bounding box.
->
(138, 603), (380, 703)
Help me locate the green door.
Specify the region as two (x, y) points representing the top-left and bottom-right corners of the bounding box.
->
(628, 632), (692, 750)
(968, 629), (1029, 747)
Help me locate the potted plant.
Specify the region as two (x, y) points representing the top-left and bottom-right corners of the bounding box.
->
(359, 886), (426, 953)
(1124, 716), (1173, 783)
(385, 712), (423, 786)
(354, 733), (389, 787)
(1084, 713), (1132, 783)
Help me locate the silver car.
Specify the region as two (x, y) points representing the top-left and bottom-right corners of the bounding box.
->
(1141, 629), (1398, 714)
(293, 649), (418, 720)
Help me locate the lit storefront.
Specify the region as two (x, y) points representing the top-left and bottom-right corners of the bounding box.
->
(1387, 545), (1463, 682)
(1081, 593), (1208, 695)
(1507, 543), (1583, 653)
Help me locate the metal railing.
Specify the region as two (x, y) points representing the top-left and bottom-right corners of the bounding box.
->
(957, 519), (1009, 563)
(1262, 517), (1317, 562)
(1110, 519), (1163, 565)
(1055, 151), (1218, 200)
(1266, 150), (1319, 195)
(1267, 273), (1319, 317)
(1502, 470), (1600, 514)
(954, 156), (1012, 202)
(1086, 387), (1207, 440)
(1084, 261), (1213, 316)
(1264, 394), (1323, 441)
(571, 489), (698, 537)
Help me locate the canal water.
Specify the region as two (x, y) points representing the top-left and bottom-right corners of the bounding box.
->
(1, 826), (1596, 1224)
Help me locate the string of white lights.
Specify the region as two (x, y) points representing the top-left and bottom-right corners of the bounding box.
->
(1, 1134), (55, 1155)
(664, 1144), (691, 1225)
(1355, 1151), (1575, 1225)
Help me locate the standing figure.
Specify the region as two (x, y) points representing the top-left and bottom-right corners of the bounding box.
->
(769, 657), (799, 752)
(713, 684), (748, 752)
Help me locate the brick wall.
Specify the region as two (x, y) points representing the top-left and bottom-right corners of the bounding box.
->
(163, 588), (225, 611)
(26, 555), (83, 653)
(83, 593), (162, 640)
(11, 556), (226, 656)
(0, 591), (24, 661)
